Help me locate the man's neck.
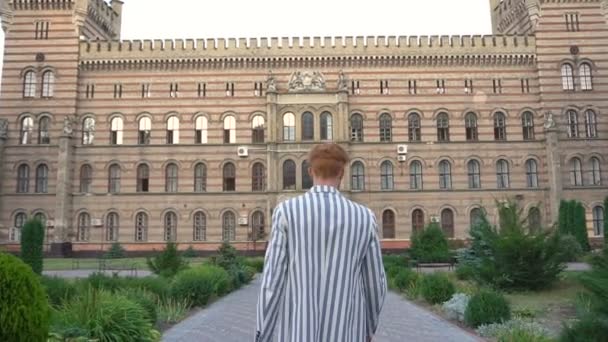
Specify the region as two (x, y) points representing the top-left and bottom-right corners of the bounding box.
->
(313, 179), (340, 189)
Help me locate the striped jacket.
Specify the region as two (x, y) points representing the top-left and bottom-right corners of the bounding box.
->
(256, 185), (387, 342)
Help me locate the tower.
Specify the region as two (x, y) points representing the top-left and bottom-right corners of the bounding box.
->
(489, 0), (541, 35)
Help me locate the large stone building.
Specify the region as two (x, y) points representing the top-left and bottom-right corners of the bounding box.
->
(0, 0), (606, 254)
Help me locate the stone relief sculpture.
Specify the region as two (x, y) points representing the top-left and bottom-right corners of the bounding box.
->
(0, 119), (8, 139)
(337, 70), (348, 91)
(63, 115), (77, 136)
(266, 70), (277, 92)
(288, 70), (326, 92)
(544, 112), (556, 129)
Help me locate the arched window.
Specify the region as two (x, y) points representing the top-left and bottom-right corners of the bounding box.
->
(529, 207), (541, 233)
(106, 212), (119, 242)
(561, 64), (575, 90)
(251, 211), (265, 241)
(108, 164), (121, 193)
(194, 163), (207, 192)
(20, 117), (34, 145)
(320, 112), (333, 140)
(223, 116), (236, 144)
(380, 161), (394, 190)
(165, 163), (178, 193)
(379, 113), (392, 142)
(436, 113), (450, 142)
(568, 110), (579, 138)
(408, 113), (422, 142)
(80, 164), (93, 193)
(526, 159), (539, 188)
(302, 160), (313, 190)
(350, 113), (364, 142)
(522, 112), (535, 140)
(166, 116), (179, 144)
(593, 206), (605, 236)
(38, 117), (50, 144)
(441, 208), (455, 238)
(302, 112), (314, 140)
(110, 117), (123, 145)
(470, 208), (483, 229)
(34, 213), (46, 227)
(410, 160), (423, 190)
(571, 158), (583, 186)
(283, 160), (296, 190)
(283, 113), (295, 142)
(10, 213), (27, 242)
(77, 212), (90, 242)
(137, 164), (150, 192)
(412, 209), (425, 235)
(580, 63), (593, 91)
(195, 116), (208, 144)
(223, 163), (236, 191)
(496, 159), (510, 189)
(135, 212), (148, 242)
(252, 163), (266, 192)
(164, 212), (177, 241)
(382, 210), (396, 239)
(591, 157), (602, 186)
(82, 117), (95, 145)
(439, 160), (452, 190)
(23, 70), (36, 98)
(193, 211), (207, 241)
(17, 164), (29, 193)
(35, 164), (49, 193)
(252, 115), (265, 143)
(138, 117), (151, 145)
(41, 71), (55, 97)
(351, 161), (365, 191)
(467, 160), (481, 189)
(494, 112), (507, 141)
(222, 211), (236, 242)
(465, 113), (478, 141)
(585, 110), (598, 138)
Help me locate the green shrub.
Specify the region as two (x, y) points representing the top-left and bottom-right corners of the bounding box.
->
(420, 273), (455, 304)
(604, 197), (608, 247)
(123, 276), (171, 299)
(560, 316), (608, 342)
(104, 242), (126, 259)
(556, 234), (584, 262)
(559, 200), (591, 252)
(83, 272), (125, 292)
(20, 218), (45, 274)
(383, 254), (409, 269)
(392, 268), (418, 292)
(227, 265), (251, 289)
(146, 242), (188, 278)
(455, 264), (475, 281)
(118, 288), (158, 324)
(170, 268), (216, 307)
(210, 242), (242, 270)
(183, 245), (197, 258)
(477, 319), (551, 342)
(0, 253), (50, 342)
(200, 264), (232, 296)
(244, 257), (265, 273)
(465, 289), (511, 328)
(157, 297), (191, 324)
(41, 276), (78, 307)
(410, 223), (452, 263)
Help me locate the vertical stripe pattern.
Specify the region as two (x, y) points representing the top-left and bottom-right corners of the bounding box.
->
(256, 185), (387, 342)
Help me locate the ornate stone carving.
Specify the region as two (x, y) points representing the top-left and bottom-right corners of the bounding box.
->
(266, 70), (277, 92)
(288, 70), (326, 92)
(337, 70), (348, 92)
(63, 115), (77, 137)
(544, 112), (556, 130)
(0, 119), (8, 139)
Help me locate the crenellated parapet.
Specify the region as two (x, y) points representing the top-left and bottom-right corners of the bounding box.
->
(9, 0), (74, 10)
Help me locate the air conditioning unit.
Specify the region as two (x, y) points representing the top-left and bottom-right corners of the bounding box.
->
(431, 215), (440, 223)
(397, 155), (407, 162)
(238, 217), (248, 226)
(397, 144), (408, 155)
(237, 146), (249, 157)
(92, 219), (103, 227)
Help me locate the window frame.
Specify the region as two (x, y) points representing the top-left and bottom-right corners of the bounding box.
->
(522, 112), (535, 141)
(80, 164), (93, 193)
(137, 164), (150, 193)
(439, 160), (452, 190)
(252, 162), (266, 192)
(23, 70), (36, 98)
(408, 113), (422, 142)
(38, 117), (51, 144)
(561, 64), (575, 91)
(282, 160), (296, 190)
(164, 212), (177, 242)
(571, 157), (583, 186)
(580, 63), (593, 91)
(251, 115), (265, 144)
(382, 210), (396, 239)
(526, 159), (539, 188)
(223, 116), (236, 144)
(17, 164), (30, 193)
(410, 160), (423, 190)
(585, 110), (598, 138)
(105, 212), (119, 242)
(35, 164), (49, 193)
(223, 163), (236, 192)
(302, 112), (315, 141)
(351, 161), (366, 191)
(494, 112), (507, 141)
(135, 212), (148, 242)
(193, 211), (207, 241)
(465, 113), (478, 142)
(41, 70), (55, 98)
(467, 160), (481, 189)
(593, 206), (605, 236)
(441, 208), (455, 238)
(82, 117), (95, 145)
(222, 212), (236, 242)
(20, 116), (34, 145)
(320, 112), (333, 141)
(380, 160), (394, 191)
(496, 159), (511, 189)
(350, 114), (364, 142)
(379, 113), (392, 142)
(194, 163), (207, 192)
(110, 117), (124, 145)
(437, 113), (450, 142)
(108, 164), (121, 194)
(165, 163), (179, 193)
(283, 113), (296, 142)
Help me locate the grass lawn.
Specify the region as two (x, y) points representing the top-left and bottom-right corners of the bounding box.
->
(43, 257), (208, 271)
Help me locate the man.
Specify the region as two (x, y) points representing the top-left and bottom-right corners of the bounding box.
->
(255, 143), (387, 342)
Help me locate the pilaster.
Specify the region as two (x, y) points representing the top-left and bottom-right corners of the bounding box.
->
(544, 113), (562, 225)
(0, 119), (7, 234)
(53, 117), (76, 243)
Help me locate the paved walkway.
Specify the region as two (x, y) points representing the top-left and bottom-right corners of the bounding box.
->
(163, 277), (480, 342)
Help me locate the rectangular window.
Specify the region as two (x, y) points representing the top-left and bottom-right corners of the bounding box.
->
(85, 84), (95, 99)
(35, 21), (50, 39)
(351, 80), (360, 95)
(464, 79), (474, 94)
(408, 80), (417, 95)
(253, 82), (263, 96)
(492, 79), (502, 94)
(565, 13), (580, 32)
(380, 80), (389, 95)
(141, 84), (151, 98)
(198, 82), (206, 97)
(170, 83), (179, 98)
(521, 78), (530, 93)
(113, 84), (122, 99)
(226, 82), (235, 96)
(436, 79), (446, 94)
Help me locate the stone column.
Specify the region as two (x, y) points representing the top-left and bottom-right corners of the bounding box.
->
(53, 116), (76, 245)
(337, 76), (351, 192)
(266, 80), (278, 238)
(544, 113), (562, 225)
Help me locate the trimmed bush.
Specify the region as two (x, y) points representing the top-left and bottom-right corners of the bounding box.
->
(244, 257), (265, 273)
(170, 268), (216, 307)
(20, 218), (45, 274)
(200, 264), (232, 296)
(41, 276), (78, 307)
(556, 234), (584, 263)
(392, 268), (418, 292)
(147, 242), (188, 278)
(559, 200), (590, 252)
(0, 253), (50, 342)
(104, 242), (126, 259)
(465, 289), (511, 328)
(410, 223), (451, 263)
(420, 273), (455, 304)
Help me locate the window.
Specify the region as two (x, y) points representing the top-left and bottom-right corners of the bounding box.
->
(35, 164), (48, 193)
(465, 113), (478, 141)
(137, 164), (150, 192)
(251, 211), (265, 241)
(561, 64), (575, 90)
(493, 79), (502, 94)
(464, 79), (474, 94)
(351, 161), (365, 191)
(165, 163), (178, 193)
(110, 117), (123, 145)
(571, 158), (583, 186)
(166, 116), (179, 144)
(252, 163), (265, 192)
(34, 21), (49, 39)
(38, 117), (50, 144)
(521, 78), (530, 93)
(522, 112), (535, 140)
(17, 164), (29, 193)
(526, 159), (539, 188)
(80, 164), (93, 193)
(41, 71), (54, 97)
(198, 82), (206, 97)
(494, 112), (507, 141)
(380, 80), (390, 95)
(467, 160), (481, 189)
(379, 113), (392, 142)
(580, 63), (593, 91)
(222, 212), (236, 242)
(565, 12), (580, 31)
(302, 161), (313, 190)
(106, 212), (119, 242)
(320, 112), (333, 140)
(194, 163), (207, 192)
(439, 160), (452, 190)
(141, 83), (151, 98)
(85, 83), (95, 99)
(108, 164), (121, 193)
(223, 163), (236, 191)
(408, 80), (417, 95)
(164, 212), (177, 241)
(437, 113), (450, 142)
(591, 157), (602, 186)
(408, 113), (421, 142)
(441, 209), (455, 238)
(10, 213), (26, 242)
(252, 116), (265, 143)
(23, 71), (36, 98)
(436, 79), (446, 94)
(302, 112), (314, 141)
(223, 116), (236, 144)
(283, 160), (296, 190)
(253, 82), (263, 96)
(585, 110), (597, 138)
(193, 212), (207, 241)
(82, 117), (95, 145)
(410, 160), (423, 190)
(350, 114), (364, 142)
(135, 212), (148, 242)
(20, 117), (34, 145)
(412, 209), (425, 235)
(568, 110), (579, 138)
(382, 210), (395, 239)
(225, 82), (235, 97)
(496, 159), (510, 188)
(529, 207), (542, 233)
(380, 161), (394, 190)
(470, 208), (483, 228)
(113, 84), (123, 99)
(169, 83), (179, 98)
(593, 206), (605, 236)
(77, 212), (90, 242)
(351, 80), (360, 95)
(283, 113), (295, 142)
(195, 116), (208, 144)
(138, 117), (152, 145)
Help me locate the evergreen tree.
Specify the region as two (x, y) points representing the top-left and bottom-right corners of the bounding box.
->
(604, 197), (608, 246)
(20, 219), (45, 275)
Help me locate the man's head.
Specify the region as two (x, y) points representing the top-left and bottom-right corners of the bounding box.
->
(307, 143), (349, 188)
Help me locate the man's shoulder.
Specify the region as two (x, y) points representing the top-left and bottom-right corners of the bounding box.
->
(343, 197), (376, 219)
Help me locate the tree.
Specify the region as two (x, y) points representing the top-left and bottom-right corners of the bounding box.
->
(410, 222), (451, 263)
(604, 197), (608, 246)
(559, 200), (590, 252)
(20, 218), (45, 275)
(146, 242), (188, 278)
